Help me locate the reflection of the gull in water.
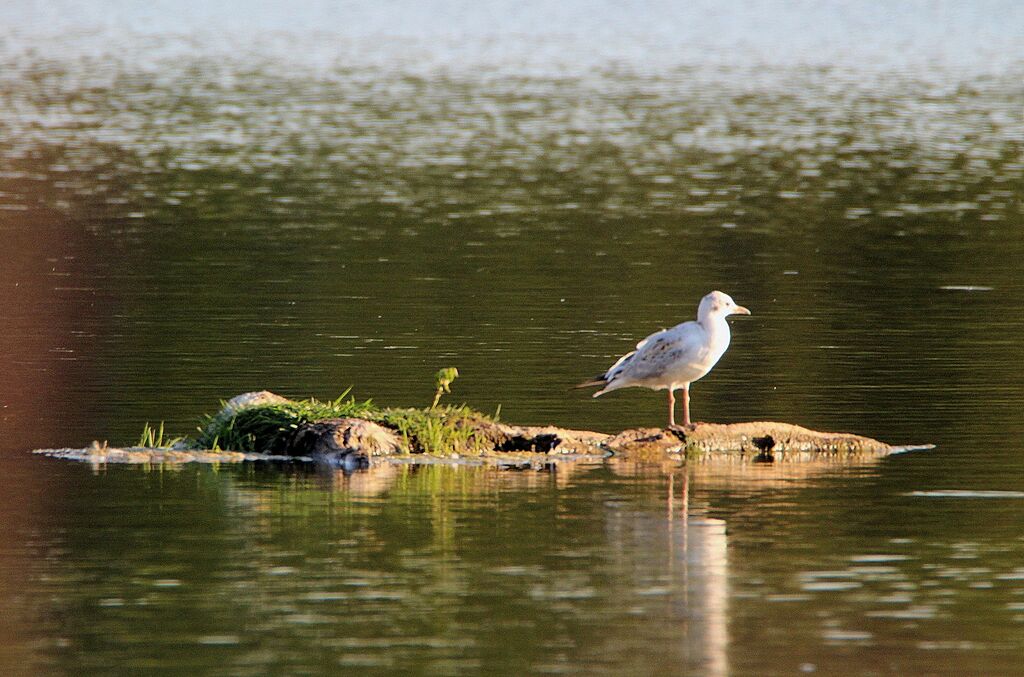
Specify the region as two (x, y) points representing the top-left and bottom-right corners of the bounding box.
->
(671, 474), (728, 677)
(602, 465), (728, 677)
(598, 450), (899, 675)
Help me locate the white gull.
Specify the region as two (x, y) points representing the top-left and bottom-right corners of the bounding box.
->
(577, 290), (750, 428)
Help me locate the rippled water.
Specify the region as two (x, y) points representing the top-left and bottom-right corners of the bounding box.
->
(3, 2), (1024, 674)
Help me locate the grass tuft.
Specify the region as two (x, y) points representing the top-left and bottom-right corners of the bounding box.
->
(137, 421), (183, 449)
(375, 404), (496, 455)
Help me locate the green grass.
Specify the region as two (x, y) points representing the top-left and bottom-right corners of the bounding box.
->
(191, 392), (498, 456)
(374, 404), (496, 455)
(137, 421), (183, 449)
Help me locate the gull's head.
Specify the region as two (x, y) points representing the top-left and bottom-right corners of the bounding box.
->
(698, 290), (751, 322)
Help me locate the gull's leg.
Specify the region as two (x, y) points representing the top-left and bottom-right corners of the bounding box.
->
(681, 384), (691, 427)
(667, 388), (676, 428)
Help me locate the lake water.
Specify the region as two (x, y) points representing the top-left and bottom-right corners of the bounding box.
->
(3, 2), (1024, 674)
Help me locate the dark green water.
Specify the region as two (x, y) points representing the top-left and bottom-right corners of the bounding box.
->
(3, 2), (1024, 674)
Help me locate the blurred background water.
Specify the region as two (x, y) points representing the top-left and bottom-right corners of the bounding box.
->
(2, 1), (1024, 674)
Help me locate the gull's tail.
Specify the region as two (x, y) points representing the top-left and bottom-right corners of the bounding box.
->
(574, 376), (607, 390)
(575, 375), (621, 397)
(576, 350), (635, 396)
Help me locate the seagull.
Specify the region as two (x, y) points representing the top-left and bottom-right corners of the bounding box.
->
(577, 290), (750, 429)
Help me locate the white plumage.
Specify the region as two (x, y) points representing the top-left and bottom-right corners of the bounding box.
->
(578, 290), (750, 428)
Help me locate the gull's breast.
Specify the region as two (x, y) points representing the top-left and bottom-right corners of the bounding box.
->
(663, 352), (717, 384)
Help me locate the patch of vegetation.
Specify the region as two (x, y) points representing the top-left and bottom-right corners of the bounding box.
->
(193, 392), (376, 454)
(132, 370), (502, 457)
(375, 404), (496, 455)
(192, 392), (498, 456)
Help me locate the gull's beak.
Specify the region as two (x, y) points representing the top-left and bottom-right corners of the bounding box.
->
(732, 305), (751, 316)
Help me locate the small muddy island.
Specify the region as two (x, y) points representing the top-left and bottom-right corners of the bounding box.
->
(35, 390), (931, 467)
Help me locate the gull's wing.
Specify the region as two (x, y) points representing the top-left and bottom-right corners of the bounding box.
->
(605, 321), (706, 384)
(603, 329), (664, 381)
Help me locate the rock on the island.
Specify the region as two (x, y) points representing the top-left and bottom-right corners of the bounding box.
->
(290, 418), (403, 468)
(604, 421), (894, 460)
(601, 428), (685, 458)
(493, 424), (610, 454)
(223, 391), (292, 411)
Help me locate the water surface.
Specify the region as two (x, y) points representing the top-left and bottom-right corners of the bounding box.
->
(2, 2), (1024, 674)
